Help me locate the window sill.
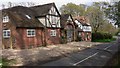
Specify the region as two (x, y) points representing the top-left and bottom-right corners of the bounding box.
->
(51, 36), (56, 37)
(3, 37), (10, 39)
(3, 21), (9, 23)
(27, 36), (35, 37)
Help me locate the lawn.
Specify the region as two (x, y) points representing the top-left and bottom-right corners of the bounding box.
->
(92, 38), (116, 42)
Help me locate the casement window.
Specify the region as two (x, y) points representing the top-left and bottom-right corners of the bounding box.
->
(3, 30), (11, 38)
(50, 30), (56, 36)
(27, 29), (35, 37)
(3, 16), (9, 23)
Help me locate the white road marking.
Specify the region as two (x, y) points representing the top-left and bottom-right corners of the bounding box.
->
(73, 52), (99, 66)
(73, 44), (113, 66)
(104, 45), (112, 50)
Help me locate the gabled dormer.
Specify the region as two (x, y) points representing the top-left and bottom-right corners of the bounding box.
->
(31, 3), (61, 28)
(61, 14), (75, 29)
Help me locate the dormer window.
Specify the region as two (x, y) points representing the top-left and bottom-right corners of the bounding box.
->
(25, 15), (31, 19)
(3, 16), (9, 23)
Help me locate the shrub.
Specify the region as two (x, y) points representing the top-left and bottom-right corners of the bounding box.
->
(92, 32), (112, 41)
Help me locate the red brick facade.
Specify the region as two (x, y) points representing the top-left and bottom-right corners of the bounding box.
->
(3, 28), (44, 49)
(2, 27), (61, 49)
(46, 28), (61, 45)
(81, 32), (91, 41)
(2, 4), (92, 49)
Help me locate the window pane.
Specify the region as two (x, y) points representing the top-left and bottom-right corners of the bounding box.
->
(3, 33), (6, 36)
(31, 31), (35, 35)
(3, 31), (6, 34)
(7, 31), (10, 36)
(28, 31), (31, 35)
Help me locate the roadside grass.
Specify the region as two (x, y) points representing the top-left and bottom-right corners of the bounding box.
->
(0, 58), (16, 67)
(0, 58), (2, 67)
(92, 38), (116, 42)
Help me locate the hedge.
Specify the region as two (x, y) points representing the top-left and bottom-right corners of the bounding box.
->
(92, 32), (112, 41)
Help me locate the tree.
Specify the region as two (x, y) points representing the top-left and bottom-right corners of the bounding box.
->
(86, 2), (105, 33)
(1, 4), (5, 9)
(7, 2), (12, 8)
(1, 2), (36, 9)
(105, 1), (120, 27)
(60, 2), (111, 33)
(98, 20), (118, 35)
(60, 3), (86, 16)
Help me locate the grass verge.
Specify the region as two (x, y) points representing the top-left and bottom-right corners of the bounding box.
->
(0, 58), (16, 67)
(92, 38), (116, 42)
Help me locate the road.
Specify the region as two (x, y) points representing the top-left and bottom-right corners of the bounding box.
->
(41, 41), (119, 66)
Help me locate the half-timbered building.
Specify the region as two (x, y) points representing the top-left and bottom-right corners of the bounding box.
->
(2, 3), (61, 49)
(2, 6), (44, 49)
(30, 3), (61, 45)
(61, 14), (75, 43)
(74, 16), (92, 41)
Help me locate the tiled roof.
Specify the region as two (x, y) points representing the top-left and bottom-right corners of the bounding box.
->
(2, 6), (44, 28)
(30, 3), (60, 17)
(61, 14), (75, 28)
(73, 16), (90, 26)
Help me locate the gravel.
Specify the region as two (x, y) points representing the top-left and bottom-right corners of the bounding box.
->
(2, 42), (104, 66)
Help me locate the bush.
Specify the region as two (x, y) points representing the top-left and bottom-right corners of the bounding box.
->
(92, 32), (113, 41)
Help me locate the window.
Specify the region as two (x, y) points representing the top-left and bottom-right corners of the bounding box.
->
(50, 30), (56, 36)
(3, 16), (9, 23)
(27, 29), (35, 37)
(3, 30), (10, 38)
(25, 15), (31, 19)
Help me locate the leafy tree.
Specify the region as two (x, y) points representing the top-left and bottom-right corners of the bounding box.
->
(60, 2), (112, 33)
(60, 3), (86, 16)
(86, 2), (105, 33)
(1, 2), (36, 9)
(98, 20), (118, 35)
(105, 1), (120, 27)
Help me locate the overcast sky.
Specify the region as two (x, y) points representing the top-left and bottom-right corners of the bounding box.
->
(0, 0), (112, 9)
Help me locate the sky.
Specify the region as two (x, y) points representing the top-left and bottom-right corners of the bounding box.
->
(0, 0), (114, 9)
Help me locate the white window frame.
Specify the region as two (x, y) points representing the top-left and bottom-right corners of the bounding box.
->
(27, 29), (35, 37)
(3, 30), (11, 38)
(3, 16), (9, 23)
(50, 30), (56, 36)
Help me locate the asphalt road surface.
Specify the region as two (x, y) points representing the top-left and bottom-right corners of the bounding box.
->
(41, 41), (119, 66)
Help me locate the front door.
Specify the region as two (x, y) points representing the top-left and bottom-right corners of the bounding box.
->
(66, 29), (73, 42)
